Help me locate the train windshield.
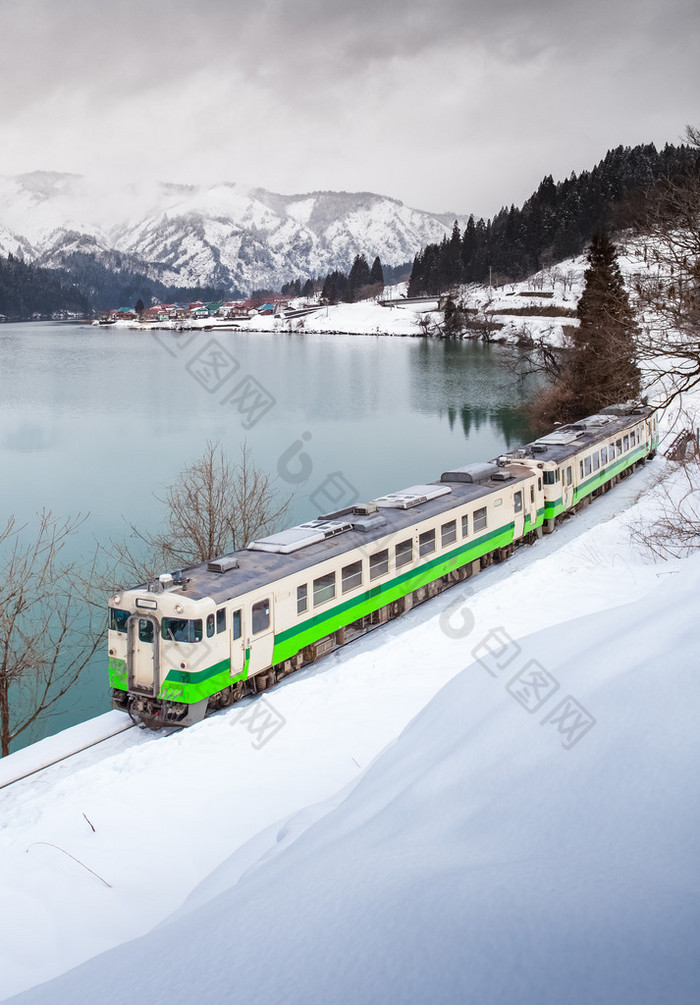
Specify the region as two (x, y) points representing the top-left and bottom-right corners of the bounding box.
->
(161, 617), (203, 643)
(109, 608), (131, 633)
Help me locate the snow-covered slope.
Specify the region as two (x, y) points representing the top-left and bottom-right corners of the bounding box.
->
(12, 560), (700, 1005)
(0, 173), (457, 292)
(2, 447), (699, 1004)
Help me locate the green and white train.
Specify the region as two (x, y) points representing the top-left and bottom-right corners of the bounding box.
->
(108, 403), (659, 728)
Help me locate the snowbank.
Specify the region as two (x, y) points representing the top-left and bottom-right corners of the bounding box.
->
(8, 548), (700, 1004)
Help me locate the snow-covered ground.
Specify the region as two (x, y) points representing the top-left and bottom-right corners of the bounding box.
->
(1, 417), (699, 1002)
(4, 238), (699, 1002)
(93, 250), (596, 342)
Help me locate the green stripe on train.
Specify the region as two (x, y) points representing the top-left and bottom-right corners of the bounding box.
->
(126, 520), (517, 705)
(158, 649), (251, 704)
(270, 520), (516, 664)
(543, 445), (649, 519)
(109, 656), (127, 689)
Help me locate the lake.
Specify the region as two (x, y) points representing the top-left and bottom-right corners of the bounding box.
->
(0, 321), (543, 749)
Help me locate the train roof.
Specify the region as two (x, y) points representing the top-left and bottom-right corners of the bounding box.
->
(122, 403), (656, 608)
(160, 461), (536, 605)
(500, 404), (653, 467)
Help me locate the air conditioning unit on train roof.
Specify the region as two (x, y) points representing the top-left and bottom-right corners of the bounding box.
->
(207, 556), (240, 573)
(372, 484), (451, 509)
(248, 518), (353, 554)
(533, 429), (582, 446)
(572, 414), (612, 428)
(440, 463), (499, 484)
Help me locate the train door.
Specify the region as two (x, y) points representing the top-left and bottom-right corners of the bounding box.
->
(513, 488), (525, 540)
(247, 596), (275, 675)
(229, 606), (246, 680)
(562, 464), (574, 510)
(127, 614), (160, 695)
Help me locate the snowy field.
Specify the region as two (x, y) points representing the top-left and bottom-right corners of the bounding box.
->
(1, 408), (699, 1002)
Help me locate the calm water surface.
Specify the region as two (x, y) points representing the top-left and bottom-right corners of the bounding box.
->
(0, 322), (542, 749)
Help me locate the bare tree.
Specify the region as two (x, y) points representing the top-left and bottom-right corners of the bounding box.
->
(631, 435), (700, 559)
(109, 441), (292, 586)
(631, 125), (700, 404)
(0, 512), (103, 757)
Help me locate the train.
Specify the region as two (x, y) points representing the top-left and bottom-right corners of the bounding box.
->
(108, 403), (660, 728)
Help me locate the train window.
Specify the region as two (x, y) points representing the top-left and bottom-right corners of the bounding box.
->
(616, 439), (622, 454)
(514, 491), (523, 513)
(419, 529), (435, 557)
(592, 452), (600, 471)
(530, 485), (535, 503)
(342, 561), (363, 592)
(162, 618), (203, 643)
(556, 469), (560, 482)
(461, 514), (469, 537)
(609, 442), (615, 459)
(109, 608), (130, 633)
(538, 477), (542, 491)
(601, 447), (608, 465)
(584, 456), (592, 476)
(473, 507), (487, 531)
(441, 520), (457, 547)
(297, 584), (308, 615)
(252, 599), (271, 634)
(313, 573), (336, 607)
(395, 539), (413, 568)
(579, 461), (584, 478)
(138, 619), (154, 643)
(206, 613), (215, 638)
(566, 466), (572, 486)
(370, 550), (389, 580)
(216, 608), (226, 633)
(232, 609), (242, 640)
(630, 430), (636, 446)
(623, 435), (629, 451)
(543, 471), (556, 485)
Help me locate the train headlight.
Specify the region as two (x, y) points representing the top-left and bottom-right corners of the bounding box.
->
(113, 594), (121, 605)
(175, 603), (184, 614)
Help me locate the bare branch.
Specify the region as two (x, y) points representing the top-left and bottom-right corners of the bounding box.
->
(103, 441), (293, 591)
(0, 512), (104, 757)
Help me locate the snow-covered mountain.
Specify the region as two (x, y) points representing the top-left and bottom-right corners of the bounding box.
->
(0, 172), (460, 293)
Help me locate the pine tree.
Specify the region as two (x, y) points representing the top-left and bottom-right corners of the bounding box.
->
(560, 231), (640, 419)
(369, 256), (384, 287)
(529, 231), (641, 428)
(348, 254), (371, 301)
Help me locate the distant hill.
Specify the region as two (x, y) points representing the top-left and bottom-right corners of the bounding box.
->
(0, 174), (457, 306)
(0, 254), (89, 320)
(408, 142), (700, 294)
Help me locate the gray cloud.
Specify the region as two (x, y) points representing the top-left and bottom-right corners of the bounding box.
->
(0, 0), (697, 215)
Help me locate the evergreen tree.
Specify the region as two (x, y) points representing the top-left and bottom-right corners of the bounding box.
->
(348, 254), (371, 301)
(321, 270), (349, 304)
(569, 230), (640, 412)
(409, 140), (700, 294)
(369, 256), (384, 287)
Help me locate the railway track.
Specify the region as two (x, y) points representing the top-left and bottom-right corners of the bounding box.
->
(0, 716), (137, 791)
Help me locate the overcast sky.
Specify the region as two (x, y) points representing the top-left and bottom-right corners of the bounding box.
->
(0, 0), (697, 217)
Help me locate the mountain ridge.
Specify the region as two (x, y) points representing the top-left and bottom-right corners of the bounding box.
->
(0, 173), (461, 297)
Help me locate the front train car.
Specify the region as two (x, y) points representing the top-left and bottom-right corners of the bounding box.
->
(108, 572), (244, 728)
